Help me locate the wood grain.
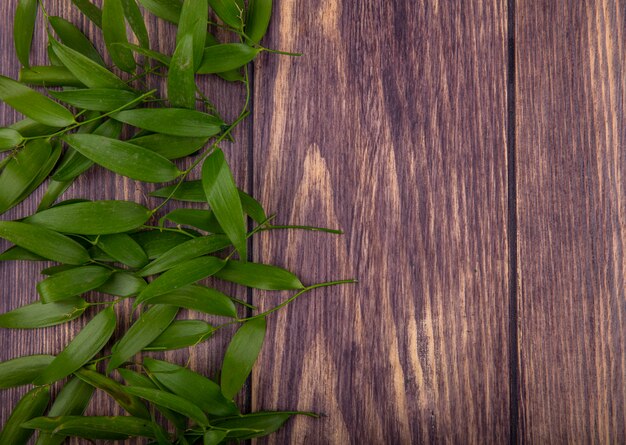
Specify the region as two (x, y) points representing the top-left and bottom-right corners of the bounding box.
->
(251, 1), (510, 443)
(516, 1), (626, 442)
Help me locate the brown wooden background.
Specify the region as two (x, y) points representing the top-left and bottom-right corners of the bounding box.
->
(1, 0), (625, 443)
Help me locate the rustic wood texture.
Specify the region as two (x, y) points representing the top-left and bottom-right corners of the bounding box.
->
(251, 1), (510, 443)
(516, 1), (626, 443)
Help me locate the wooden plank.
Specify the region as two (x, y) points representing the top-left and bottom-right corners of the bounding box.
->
(251, 1), (510, 443)
(0, 0), (250, 432)
(516, 1), (626, 442)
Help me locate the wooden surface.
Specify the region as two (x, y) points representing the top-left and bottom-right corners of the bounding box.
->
(0, 0), (624, 444)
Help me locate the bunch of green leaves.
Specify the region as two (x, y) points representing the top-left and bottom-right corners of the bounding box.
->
(0, 0), (354, 443)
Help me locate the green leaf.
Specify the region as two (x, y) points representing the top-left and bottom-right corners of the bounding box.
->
(34, 307), (117, 384)
(132, 230), (194, 259)
(0, 221), (90, 264)
(97, 272), (147, 297)
(145, 320), (213, 350)
(245, 0), (272, 44)
(62, 134), (183, 182)
(239, 189), (267, 223)
(26, 200), (152, 234)
(50, 38), (129, 89)
(221, 317), (266, 399)
(0, 140), (52, 213)
(0, 386), (49, 445)
(108, 305), (178, 371)
(161, 208), (222, 232)
(138, 0), (183, 23)
(112, 108), (223, 137)
(0, 355), (54, 389)
(214, 412), (294, 439)
(197, 43), (260, 74)
(208, 0), (245, 29)
(71, 0), (103, 27)
(49, 16), (105, 65)
(38, 179), (72, 211)
(204, 430), (228, 445)
(119, 42), (172, 65)
(202, 149), (247, 259)
(123, 386), (209, 426)
(23, 416), (156, 440)
(37, 266), (113, 303)
(130, 133), (207, 159)
(216, 260), (304, 290)
(178, 0), (208, 69)
(14, 0), (38, 67)
(136, 256), (226, 305)
(103, 0), (137, 72)
(139, 234), (230, 276)
(9, 117), (59, 137)
(168, 34), (196, 109)
(0, 75), (74, 127)
(0, 245), (46, 261)
(122, 0), (150, 49)
(49, 89), (141, 112)
(148, 285), (237, 318)
(0, 128), (23, 151)
(97, 233), (148, 268)
(0, 298), (88, 329)
(74, 368), (150, 418)
(12, 142), (62, 211)
(18, 66), (84, 87)
(143, 357), (238, 416)
(35, 378), (94, 445)
(41, 264), (78, 276)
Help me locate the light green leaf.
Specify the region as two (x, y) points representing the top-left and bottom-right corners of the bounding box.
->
(0, 355), (54, 389)
(108, 305), (178, 371)
(202, 148), (247, 259)
(148, 285), (237, 318)
(130, 133), (207, 159)
(145, 320), (213, 350)
(71, 0), (103, 27)
(50, 89), (141, 112)
(23, 416), (156, 440)
(214, 412), (296, 439)
(97, 233), (148, 268)
(103, 0), (137, 72)
(161, 208), (222, 232)
(197, 43), (260, 74)
(245, 0), (272, 44)
(96, 272), (147, 297)
(178, 0), (208, 69)
(0, 386), (49, 445)
(168, 34), (196, 108)
(62, 134), (183, 182)
(215, 260), (304, 290)
(49, 16), (105, 65)
(14, 0), (38, 67)
(0, 298), (88, 329)
(0, 75), (74, 127)
(18, 66), (84, 87)
(0, 221), (90, 264)
(204, 430), (228, 445)
(112, 108), (224, 137)
(34, 307), (117, 384)
(37, 266), (113, 303)
(9, 117), (59, 137)
(0, 128), (23, 151)
(208, 0), (245, 29)
(26, 200), (152, 234)
(123, 386), (209, 425)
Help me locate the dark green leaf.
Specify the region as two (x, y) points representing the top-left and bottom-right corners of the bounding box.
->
(97, 272), (147, 297)
(221, 317), (266, 399)
(34, 307), (117, 384)
(238, 189), (267, 223)
(178, 0), (208, 69)
(132, 230), (195, 259)
(13, 141), (63, 209)
(136, 256), (226, 305)
(49, 16), (105, 65)
(0, 245), (46, 261)
(62, 134), (183, 182)
(139, 234), (230, 276)
(0, 386), (49, 445)
(74, 368), (150, 418)
(161, 208), (222, 232)
(108, 305), (178, 371)
(0, 221), (90, 264)
(0, 75), (74, 127)
(9, 117), (59, 137)
(103, 0), (137, 72)
(143, 357), (238, 416)
(204, 430), (227, 445)
(23, 416), (156, 440)
(38, 179), (72, 211)
(168, 34), (196, 108)
(0, 298), (88, 329)
(208, 0), (245, 29)
(122, 0), (150, 49)
(0, 128), (23, 151)
(245, 0), (272, 44)
(97, 233), (148, 268)
(215, 260), (304, 290)
(130, 133), (207, 159)
(145, 320), (213, 350)
(202, 149), (247, 259)
(26, 200), (152, 234)
(50, 38), (129, 89)
(197, 43), (260, 74)
(112, 108), (223, 137)
(214, 412), (294, 439)
(37, 266), (113, 303)
(71, 0), (103, 27)
(18, 66), (84, 87)
(35, 378), (94, 445)
(50, 89), (141, 112)
(138, 0), (183, 23)
(148, 285), (237, 318)
(0, 355), (54, 389)
(41, 264), (78, 275)
(123, 386), (209, 425)
(14, 0), (38, 67)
